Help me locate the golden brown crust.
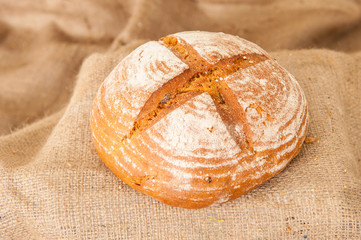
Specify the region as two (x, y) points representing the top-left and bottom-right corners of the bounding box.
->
(90, 31), (309, 209)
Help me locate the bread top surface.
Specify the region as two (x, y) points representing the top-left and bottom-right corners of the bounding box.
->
(90, 31), (308, 208)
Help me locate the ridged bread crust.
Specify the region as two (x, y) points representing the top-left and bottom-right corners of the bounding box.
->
(90, 31), (309, 209)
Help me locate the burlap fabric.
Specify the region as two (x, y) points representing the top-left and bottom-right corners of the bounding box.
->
(1, 0), (360, 239)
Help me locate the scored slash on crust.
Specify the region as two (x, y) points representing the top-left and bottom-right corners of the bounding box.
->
(122, 35), (270, 152)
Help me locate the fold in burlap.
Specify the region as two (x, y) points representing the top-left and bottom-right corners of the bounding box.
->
(0, 0), (360, 239)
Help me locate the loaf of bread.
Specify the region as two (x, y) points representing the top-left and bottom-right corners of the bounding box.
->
(90, 31), (309, 209)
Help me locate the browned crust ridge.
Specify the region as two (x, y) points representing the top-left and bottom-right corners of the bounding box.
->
(125, 35), (270, 152)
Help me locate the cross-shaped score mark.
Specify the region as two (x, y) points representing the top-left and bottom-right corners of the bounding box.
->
(125, 36), (270, 152)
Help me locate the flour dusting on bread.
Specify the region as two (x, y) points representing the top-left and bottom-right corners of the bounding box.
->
(90, 31), (309, 209)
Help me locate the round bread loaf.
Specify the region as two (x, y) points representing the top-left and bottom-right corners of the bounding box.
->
(90, 31), (309, 209)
